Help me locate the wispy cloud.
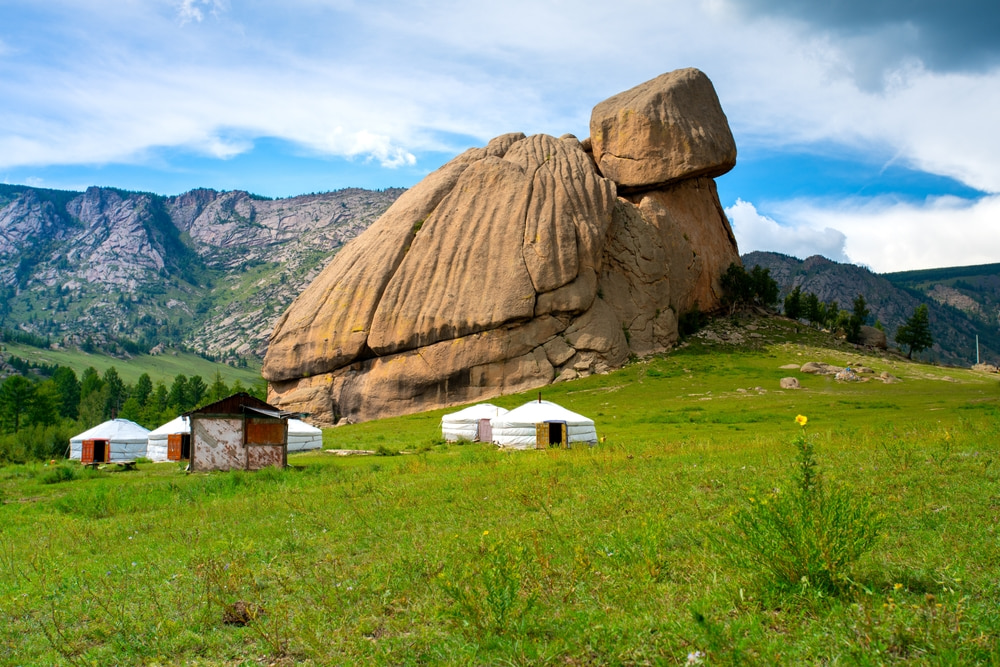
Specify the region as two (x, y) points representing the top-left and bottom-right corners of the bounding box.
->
(2, 0), (999, 191)
(739, 194), (1000, 272)
(177, 0), (228, 25)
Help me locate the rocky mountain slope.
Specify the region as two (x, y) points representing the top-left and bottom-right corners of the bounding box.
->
(0, 184), (402, 362)
(742, 251), (1000, 366)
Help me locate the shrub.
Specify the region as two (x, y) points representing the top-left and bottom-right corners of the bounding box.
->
(719, 415), (882, 594)
(679, 306), (708, 338)
(41, 463), (78, 484)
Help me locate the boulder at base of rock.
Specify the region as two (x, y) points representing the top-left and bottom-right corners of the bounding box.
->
(859, 325), (888, 349)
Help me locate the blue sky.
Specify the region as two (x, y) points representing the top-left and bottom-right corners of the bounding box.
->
(2, 0), (999, 272)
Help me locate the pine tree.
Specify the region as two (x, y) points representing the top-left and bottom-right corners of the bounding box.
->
(0, 375), (35, 433)
(847, 294), (869, 344)
(103, 367), (126, 419)
(52, 366), (80, 419)
(167, 375), (189, 412)
(187, 375), (207, 408)
(804, 292), (823, 327)
(207, 371), (229, 403)
(895, 304), (933, 359)
(784, 286), (803, 320)
(133, 373), (153, 406)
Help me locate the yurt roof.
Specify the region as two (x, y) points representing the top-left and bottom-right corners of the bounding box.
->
(71, 418), (151, 442)
(491, 400), (592, 427)
(148, 415), (190, 437)
(288, 418), (321, 435)
(442, 403), (509, 422)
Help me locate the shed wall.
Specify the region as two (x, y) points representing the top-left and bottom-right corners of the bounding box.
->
(191, 417), (246, 471)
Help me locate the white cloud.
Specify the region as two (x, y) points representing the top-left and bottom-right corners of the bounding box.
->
(177, 0), (227, 24)
(727, 199), (849, 263)
(731, 193), (1000, 273)
(177, 0), (204, 24)
(778, 194), (1000, 273)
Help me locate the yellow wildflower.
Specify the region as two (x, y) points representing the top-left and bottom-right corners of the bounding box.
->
(795, 414), (808, 426)
(894, 582), (903, 591)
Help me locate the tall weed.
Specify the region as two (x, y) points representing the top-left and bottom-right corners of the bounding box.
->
(440, 532), (539, 634)
(720, 415), (882, 594)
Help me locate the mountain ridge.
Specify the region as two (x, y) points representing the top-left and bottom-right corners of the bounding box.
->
(742, 251), (1000, 366)
(0, 183), (403, 363)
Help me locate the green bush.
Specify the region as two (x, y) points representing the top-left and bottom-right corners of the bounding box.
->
(720, 415), (882, 594)
(41, 463), (78, 484)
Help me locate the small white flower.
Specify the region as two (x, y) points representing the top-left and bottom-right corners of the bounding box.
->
(686, 650), (705, 665)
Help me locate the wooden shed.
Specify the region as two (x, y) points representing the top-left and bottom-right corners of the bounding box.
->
(187, 393), (294, 472)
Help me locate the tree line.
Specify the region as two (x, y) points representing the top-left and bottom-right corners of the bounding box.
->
(720, 263), (933, 356)
(0, 364), (265, 464)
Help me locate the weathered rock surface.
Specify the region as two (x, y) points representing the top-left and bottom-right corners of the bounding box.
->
(590, 68), (736, 190)
(800, 361), (842, 375)
(264, 68), (741, 424)
(780, 377), (801, 389)
(859, 325), (888, 349)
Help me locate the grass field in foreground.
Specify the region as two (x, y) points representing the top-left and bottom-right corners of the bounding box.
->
(1, 317), (999, 665)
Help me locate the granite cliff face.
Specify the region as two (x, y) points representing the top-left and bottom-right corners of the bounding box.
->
(263, 68), (741, 424)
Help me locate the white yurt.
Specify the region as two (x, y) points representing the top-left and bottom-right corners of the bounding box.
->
(146, 415), (190, 462)
(287, 418), (323, 452)
(69, 419), (152, 463)
(441, 403), (509, 442)
(490, 399), (597, 449)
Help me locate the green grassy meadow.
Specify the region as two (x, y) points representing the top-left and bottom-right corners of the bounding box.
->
(1, 342), (262, 387)
(2, 317), (999, 665)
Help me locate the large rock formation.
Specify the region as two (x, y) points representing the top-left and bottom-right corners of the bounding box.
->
(263, 68), (740, 424)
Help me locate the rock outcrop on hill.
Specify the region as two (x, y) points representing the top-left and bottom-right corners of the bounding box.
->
(263, 68), (741, 424)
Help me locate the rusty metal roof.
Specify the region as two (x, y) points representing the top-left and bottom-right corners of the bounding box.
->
(187, 392), (295, 418)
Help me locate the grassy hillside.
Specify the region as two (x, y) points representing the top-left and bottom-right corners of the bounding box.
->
(1, 341), (262, 387)
(2, 316), (998, 664)
(885, 261), (1000, 286)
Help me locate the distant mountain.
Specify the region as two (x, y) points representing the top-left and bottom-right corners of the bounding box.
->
(0, 184), (403, 363)
(742, 251), (1000, 366)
